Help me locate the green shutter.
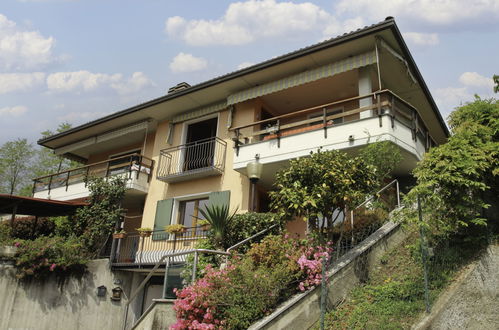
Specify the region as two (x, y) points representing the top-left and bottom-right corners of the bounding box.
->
(153, 198), (174, 241)
(208, 190), (231, 209)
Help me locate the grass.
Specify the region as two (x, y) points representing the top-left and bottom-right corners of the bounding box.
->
(319, 229), (484, 330)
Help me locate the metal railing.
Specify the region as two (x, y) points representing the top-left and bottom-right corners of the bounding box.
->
(230, 89), (435, 152)
(121, 223), (280, 329)
(32, 153), (154, 194)
(156, 137), (227, 181)
(347, 179), (400, 246)
(112, 226), (209, 266)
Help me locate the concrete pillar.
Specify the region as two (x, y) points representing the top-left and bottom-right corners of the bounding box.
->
(358, 67), (373, 119)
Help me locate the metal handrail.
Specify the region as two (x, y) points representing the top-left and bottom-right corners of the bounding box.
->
(122, 223), (280, 329)
(349, 179), (400, 238)
(122, 248), (230, 330)
(355, 179), (400, 211)
(226, 223), (279, 254)
(32, 153), (153, 181)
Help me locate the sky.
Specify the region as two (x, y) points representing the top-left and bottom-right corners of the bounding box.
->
(0, 0), (498, 145)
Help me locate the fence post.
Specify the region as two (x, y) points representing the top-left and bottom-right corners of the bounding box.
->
(319, 253), (328, 330)
(162, 257), (171, 299)
(418, 195), (431, 313)
(192, 251), (199, 284)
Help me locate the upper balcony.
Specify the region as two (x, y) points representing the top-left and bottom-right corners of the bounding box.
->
(231, 89), (434, 185)
(32, 153), (154, 201)
(156, 137), (227, 183)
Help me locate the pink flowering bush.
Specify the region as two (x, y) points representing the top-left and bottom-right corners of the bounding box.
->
(171, 234), (333, 329)
(13, 236), (87, 279)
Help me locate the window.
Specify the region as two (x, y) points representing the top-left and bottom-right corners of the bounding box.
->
(177, 198), (209, 228)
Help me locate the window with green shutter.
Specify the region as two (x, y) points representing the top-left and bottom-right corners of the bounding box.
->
(152, 198), (174, 240)
(207, 190), (230, 209)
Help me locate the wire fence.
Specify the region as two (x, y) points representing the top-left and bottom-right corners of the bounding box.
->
(319, 195), (497, 330)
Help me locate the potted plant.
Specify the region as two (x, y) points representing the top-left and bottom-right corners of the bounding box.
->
(197, 219), (211, 231)
(165, 224), (186, 234)
(136, 227), (153, 238)
(113, 230), (127, 239)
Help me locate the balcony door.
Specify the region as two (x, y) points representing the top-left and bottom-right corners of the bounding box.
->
(184, 117), (217, 171)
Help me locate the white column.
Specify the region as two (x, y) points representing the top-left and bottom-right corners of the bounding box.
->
(358, 67), (373, 119)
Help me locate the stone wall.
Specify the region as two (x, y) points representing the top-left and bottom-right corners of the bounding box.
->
(0, 259), (133, 330)
(415, 244), (499, 330)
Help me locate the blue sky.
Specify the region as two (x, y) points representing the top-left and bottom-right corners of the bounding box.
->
(0, 0), (497, 145)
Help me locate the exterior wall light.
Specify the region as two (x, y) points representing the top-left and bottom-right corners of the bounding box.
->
(246, 154), (263, 212)
(111, 287), (123, 301)
(96, 285), (107, 297)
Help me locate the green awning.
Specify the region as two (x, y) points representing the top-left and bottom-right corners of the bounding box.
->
(227, 50), (377, 105)
(171, 101), (227, 124)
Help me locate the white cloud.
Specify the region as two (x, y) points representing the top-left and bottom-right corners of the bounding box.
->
(0, 14), (57, 71)
(0, 72), (45, 94)
(335, 0), (499, 28)
(46, 70), (122, 93)
(237, 62), (255, 70)
(0, 105), (28, 116)
(169, 53), (208, 73)
(111, 72), (155, 95)
(434, 87), (473, 116)
(165, 0), (331, 46)
(403, 32), (440, 46)
(458, 72), (494, 89)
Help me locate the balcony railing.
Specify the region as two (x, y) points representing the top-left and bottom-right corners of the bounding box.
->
(111, 226), (209, 266)
(157, 136), (227, 182)
(32, 153), (154, 194)
(230, 89), (436, 153)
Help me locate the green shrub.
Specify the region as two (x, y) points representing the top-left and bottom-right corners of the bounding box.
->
(224, 212), (281, 251)
(14, 236), (87, 279)
(11, 216), (56, 240)
(181, 238), (223, 283)
(0, 223), (13, 245)
(173, 234), (332, 329)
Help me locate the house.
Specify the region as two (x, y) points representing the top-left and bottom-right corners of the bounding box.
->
(32, 17), (448, 319)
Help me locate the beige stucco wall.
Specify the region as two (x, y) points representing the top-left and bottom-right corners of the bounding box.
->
(140, 104), (259, 229)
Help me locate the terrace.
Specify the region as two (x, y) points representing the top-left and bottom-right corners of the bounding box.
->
(32, 153), (154, 201)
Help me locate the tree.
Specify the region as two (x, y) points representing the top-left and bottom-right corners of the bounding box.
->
(33, 122), (79, 179)
(0, 138), (35, 195)
(269, 149), (377, 233)
(494, 74), (498, 93)
(402, 96), (498, 237)
(71, 176), (127, 256)
(359, 141), (402, 187)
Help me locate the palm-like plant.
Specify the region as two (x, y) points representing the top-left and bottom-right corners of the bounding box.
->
(198, 204), (237, 249)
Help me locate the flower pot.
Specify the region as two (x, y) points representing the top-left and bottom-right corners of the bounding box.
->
(0, 246), (18, 259)
(139, 231), (152, 238)
(113, 233), (126, 239)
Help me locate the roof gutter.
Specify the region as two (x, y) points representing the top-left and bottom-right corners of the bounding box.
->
(388, 22), (450, 137)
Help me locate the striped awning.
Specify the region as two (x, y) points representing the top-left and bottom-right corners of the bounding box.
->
(227, 51), (377, 105)
(171, 101), (227, 124)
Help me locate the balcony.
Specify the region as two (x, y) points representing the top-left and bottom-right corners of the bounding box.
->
(32, 154), (154, 201)
(157, 137), (227, 183)
(111, 226), (208, 266)
(231, 90), (432, 184)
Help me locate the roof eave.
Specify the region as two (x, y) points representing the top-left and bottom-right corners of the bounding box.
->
(37, 19), (397, 147)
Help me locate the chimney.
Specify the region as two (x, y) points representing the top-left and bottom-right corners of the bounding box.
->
(168, 82), (191, 94)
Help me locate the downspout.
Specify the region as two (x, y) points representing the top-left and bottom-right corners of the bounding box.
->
(375, 40), (382, 91)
